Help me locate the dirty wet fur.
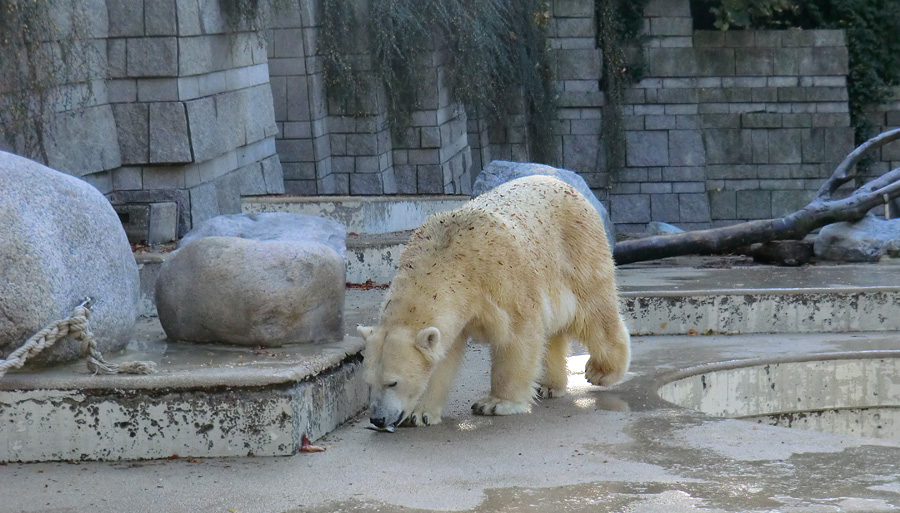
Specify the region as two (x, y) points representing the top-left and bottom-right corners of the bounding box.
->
(358, 176), (632, 429)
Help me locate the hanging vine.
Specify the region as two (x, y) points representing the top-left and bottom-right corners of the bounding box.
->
(596, 0), (650, 178)
(320, 0), (558, 165)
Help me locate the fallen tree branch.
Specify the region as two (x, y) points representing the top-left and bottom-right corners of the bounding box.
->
(613, 128), (900, 265)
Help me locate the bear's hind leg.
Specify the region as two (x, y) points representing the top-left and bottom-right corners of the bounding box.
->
(537, 334), (569, 398)
(582, 314), (631, 387)
(407, 336), (466, 426)
(472, 332), (543, 416)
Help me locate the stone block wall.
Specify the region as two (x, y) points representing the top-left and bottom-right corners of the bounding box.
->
(106, 0), (283, 238)
(7, 0), (899, 236)
(391, 50), (473, 195)
(267, 0), (335, 195)
(550, 0), (606, 190)
(1, 0), (284, 242)
(609, 0), (855, 231)
(867, 88), (900, 176)
(270, 0), (472, 196)
(0, 0), (119, 188)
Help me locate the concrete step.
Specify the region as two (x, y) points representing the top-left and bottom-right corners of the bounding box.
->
(619, 259), (900, 335)
(241, 194), (467, 234)
(0, 290), (382, 463)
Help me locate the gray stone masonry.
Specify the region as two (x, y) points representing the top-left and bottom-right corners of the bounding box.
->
(272, 1), (471, 196)
(265, 0), (874, 233)
(1, 0), (284, 241)
(9, 0), (900, 236)
(610, 0), (854, 230)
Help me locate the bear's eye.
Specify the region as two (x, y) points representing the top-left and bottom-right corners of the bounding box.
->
(386, 381), (398, 388)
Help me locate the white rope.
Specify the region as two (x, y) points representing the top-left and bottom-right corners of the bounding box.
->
(0, 298), (156, 379)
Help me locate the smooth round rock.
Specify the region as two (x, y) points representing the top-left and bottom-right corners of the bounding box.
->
(814, 215), (900, 262)
(646, 221), (685, 235)
(472, 160), (616, 251)
(0, 151), (139, 366)
(178, 212), (346, 259)
(156, 214), (347, 346)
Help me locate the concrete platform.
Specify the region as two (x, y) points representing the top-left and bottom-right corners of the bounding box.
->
(241, 195), (467, 234)
(3, 325), (900, 512)
(6, 257), (900, 465)
(0, 290), (382, 463)
(619, 258), (900, 335)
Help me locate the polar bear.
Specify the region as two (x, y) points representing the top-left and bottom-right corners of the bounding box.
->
(357, 175), (630, 429)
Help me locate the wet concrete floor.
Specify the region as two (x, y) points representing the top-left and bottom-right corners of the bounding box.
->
(4, 260), (900, 512)
(3, 328), (900, 512)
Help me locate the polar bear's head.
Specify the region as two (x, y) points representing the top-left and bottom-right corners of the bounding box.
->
(357, 324), (443, 430)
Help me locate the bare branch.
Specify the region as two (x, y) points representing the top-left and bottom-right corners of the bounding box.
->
(816, 128), (900, 201)
(614, 131), (900, 266)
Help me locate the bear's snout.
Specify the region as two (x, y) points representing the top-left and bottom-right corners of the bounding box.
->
(370, 411), (403, 429)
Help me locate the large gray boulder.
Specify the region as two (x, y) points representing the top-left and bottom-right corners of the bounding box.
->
(472, 161), (616, 251)
(814, 215), (900, 262)
(156, 213), (346, 346)
(0, 151), (139, 366)
(177, 213), (346, 258)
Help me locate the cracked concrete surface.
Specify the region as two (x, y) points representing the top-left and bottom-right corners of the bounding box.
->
(3, 259), (900, 512)
(3, 329), (900, 512)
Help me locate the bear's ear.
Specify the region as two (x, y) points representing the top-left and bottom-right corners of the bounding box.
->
(415, 327), (442, 360)
(357, 325), (375, 340)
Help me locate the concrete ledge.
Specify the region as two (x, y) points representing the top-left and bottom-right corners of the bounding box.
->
(0, 315), (370, 463)
(241, 195), (467, 234)
(346, 231), (410, 285)
(623, 287), (900, 335)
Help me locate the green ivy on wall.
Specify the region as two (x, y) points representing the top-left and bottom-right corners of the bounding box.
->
(320, 0), (558, 165)
(320, 0), (654, 172)
(219, 0), (292, 32)
(596, 0), (650, 177)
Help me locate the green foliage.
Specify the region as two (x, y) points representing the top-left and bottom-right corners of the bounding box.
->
(219, 0), (292, 33)
(220, 0), (264, 30)
(320, 0), (558, 164)
(0, 0), (97, 158)
(596, 0), (650, 176)
(696, 0), (900, 148)
(706, 0), (799, 30)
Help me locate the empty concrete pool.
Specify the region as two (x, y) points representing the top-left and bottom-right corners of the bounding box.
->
(658, 351), (900, 439)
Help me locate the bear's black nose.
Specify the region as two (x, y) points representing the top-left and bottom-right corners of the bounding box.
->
(370, 416), (386, 428)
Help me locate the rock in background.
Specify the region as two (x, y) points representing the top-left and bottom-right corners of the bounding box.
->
(472, 161), (616, 251)
(178, 213), (346, 259)
(645, 221), (685, 235)
(156, 213), (346, 346)
(814, 216), (900, 262)
(0, 151), (139, 366)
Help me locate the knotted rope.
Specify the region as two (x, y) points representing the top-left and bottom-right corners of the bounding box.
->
(0, 298), (156, 379)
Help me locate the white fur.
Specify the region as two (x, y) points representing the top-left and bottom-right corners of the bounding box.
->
(360, 176), (631, 426)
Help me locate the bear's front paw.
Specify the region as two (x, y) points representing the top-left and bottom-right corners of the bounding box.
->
(536, 384), (567, 399)
(404, 410), (442, 427)
(471, 396), (530, 416)
(584, 357), (626, 387)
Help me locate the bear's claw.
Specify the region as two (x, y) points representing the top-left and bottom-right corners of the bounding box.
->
(404, 411), (442, 427)
(535, 385), (567, 399)
(471, 396), (529, 416)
